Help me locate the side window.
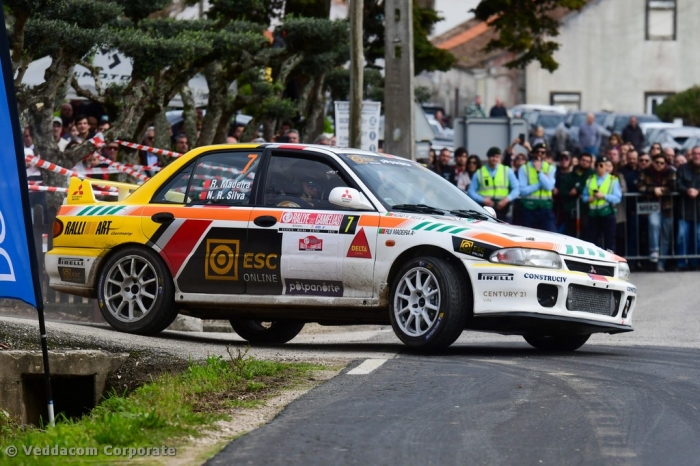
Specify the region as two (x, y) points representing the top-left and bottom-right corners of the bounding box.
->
(189, 151), (261, 205)
(152, 163), (194, 204)
(264, 155), (351, 210)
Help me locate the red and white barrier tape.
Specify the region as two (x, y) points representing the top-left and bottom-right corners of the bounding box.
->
(94, 153), (150, 182)
(28, 184), (116, 197)
(26, 155), (79, 178)
(114, 140), (183, 159)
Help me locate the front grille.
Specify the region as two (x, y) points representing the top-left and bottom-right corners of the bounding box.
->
(566, 285), (621, 317)
(565, 260), (615, 277)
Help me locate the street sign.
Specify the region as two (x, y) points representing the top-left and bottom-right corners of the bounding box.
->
(637, 202), (661, 215)
(334, 101), (381, 151)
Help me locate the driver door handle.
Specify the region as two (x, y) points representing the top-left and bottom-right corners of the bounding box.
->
(254, 216), (277, 228)
(151, 212), (175, 224)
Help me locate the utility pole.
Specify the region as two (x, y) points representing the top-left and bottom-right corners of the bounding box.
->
(349, 0), (363, 149)
(384, 0), (415, 159)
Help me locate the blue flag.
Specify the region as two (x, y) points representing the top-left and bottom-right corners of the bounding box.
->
(0, 8), (41, 308)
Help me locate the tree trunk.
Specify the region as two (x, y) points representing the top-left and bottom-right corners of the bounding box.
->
(198, 61), (226, 146)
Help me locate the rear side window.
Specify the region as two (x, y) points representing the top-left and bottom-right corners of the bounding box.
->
(152, 151), (262, 205)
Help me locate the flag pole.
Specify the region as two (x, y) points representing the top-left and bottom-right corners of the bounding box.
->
(0, 2), (54, 426)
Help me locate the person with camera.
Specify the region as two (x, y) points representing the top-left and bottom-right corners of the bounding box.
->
(582, 155), (622, 251)
(517, 143), (557, 232)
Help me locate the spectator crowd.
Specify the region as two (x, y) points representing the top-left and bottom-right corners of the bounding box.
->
(425, 134), (700, 272)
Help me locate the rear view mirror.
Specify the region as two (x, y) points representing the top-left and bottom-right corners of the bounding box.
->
(329, 187), (374, 210)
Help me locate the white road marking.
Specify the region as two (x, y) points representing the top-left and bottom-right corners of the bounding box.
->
(347, 358), (388, 375)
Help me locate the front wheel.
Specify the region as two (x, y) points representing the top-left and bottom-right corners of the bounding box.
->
(389, 256), (470, 350)
(229, 319), (305, 345)
(97, 246), (177, 335)
(523, 334), (590, 352)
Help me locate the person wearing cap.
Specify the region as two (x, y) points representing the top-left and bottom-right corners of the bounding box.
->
(582, 156), (622, 251)
(52, 116), (69, 152)
(638, 152), (676, 271)
(517, 142), (557, 232)
(468, 146), (519, 221)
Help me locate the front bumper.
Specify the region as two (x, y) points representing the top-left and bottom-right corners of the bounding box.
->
(466, 261), (636, 333)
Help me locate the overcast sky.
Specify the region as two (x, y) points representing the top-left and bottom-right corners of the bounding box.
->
(430, 0), (480, 37)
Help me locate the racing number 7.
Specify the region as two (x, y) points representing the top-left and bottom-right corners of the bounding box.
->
(339, 215), (359, 235)
(242, 153), (258, 174)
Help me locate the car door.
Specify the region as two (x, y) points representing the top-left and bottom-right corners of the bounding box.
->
(144, 148), (263, 295)
(250, 149), (379, 299)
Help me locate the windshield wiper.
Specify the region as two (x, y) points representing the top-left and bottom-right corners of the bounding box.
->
(391, 204), (446, 216)
(448, 209), (492, 221)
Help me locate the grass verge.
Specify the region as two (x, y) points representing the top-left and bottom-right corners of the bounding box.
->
(0, 347), (325, 465)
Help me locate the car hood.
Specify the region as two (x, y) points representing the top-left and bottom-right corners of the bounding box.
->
(390, 212), (620, 263)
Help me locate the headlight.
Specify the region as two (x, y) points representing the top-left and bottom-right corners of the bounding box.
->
(618, 262), (631, 281)
(490, 248), (562, 269)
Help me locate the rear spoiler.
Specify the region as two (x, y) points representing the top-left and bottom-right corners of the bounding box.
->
(66, 177), (140, 204)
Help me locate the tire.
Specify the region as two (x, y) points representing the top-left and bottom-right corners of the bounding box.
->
(97, 246), (177, 335)
(523, 334), (590, 352)
(229, 319), (305, 346)
(389, 256), (469, 350)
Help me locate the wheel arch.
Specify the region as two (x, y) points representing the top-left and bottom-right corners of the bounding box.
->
(384, 245), (474, 311)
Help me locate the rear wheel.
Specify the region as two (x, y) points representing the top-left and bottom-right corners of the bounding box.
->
(523, 334), (590, 352)
(97, 246), (177, 335)
(229, 319), (305, 345)
(389, 256), (469, 350)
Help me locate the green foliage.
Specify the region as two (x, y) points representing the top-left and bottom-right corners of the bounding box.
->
(654, 87), (700, 127)
(0, 353), (323, 465)
(472, 0), (586, 72)
(415, 85), (432, 104)
(208, 0), (284, 25)
(121, 0), (172, 22)
(284, 0), (330, 19)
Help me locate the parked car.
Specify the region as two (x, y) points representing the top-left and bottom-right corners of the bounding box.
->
(603, 113), (661, 136)
(527, 111), (567, 146)
(645, 126), (700, 152)
(47, 144), (635, 351)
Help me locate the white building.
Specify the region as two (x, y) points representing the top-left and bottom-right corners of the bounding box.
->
(429, 0), (697, 115)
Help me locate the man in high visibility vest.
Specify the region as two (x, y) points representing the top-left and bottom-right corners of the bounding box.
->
(468, 146), (520, 221)
(517, 143), (557, 232)
(582, 155), (622, 251)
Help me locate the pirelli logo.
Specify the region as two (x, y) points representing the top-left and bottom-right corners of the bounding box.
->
(477, 273), (514, 281)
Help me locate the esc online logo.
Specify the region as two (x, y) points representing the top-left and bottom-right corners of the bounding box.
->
(0, 210), (17, 282)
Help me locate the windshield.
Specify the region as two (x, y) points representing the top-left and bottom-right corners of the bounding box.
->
(595, 113), (608, 125)
(341, 153), (490, 215)
(570, 113), (586, 127)
(538, 114), (566, 128)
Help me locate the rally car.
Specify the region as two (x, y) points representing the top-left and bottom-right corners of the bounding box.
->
(46, 143), (636, 351)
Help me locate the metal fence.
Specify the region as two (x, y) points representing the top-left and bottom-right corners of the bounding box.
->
(574, 192), (700, 263)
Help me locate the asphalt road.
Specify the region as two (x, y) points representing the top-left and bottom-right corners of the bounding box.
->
(205, 271), (700, 465)
(3, 271), (699, 464)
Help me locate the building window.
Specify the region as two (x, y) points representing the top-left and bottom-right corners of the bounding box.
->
(646, 0), (676, 41)
(645, 92), (674, 114)
(550, 92), (581, 111)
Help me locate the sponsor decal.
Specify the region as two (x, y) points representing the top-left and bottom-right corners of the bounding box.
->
(347, 155), (376, 165)
(71, 182), (84, 201)
(64, 221), (87, 235)
(379, 158), (412, 167)
(523, 273), (566, 283)
(286, 278), (343, 297)
(627, 286), (637, 293)
(58, 258), (84, 267)
(299, 236), (323, 251)
(95, 220), (112, 235)
(423, 312), (444, 341)
(588, 273), (608, 282)
(347, 228), (372, 259)
(477, 273), (514, 281)
(451, 236), (495, 259)
(339, 215), (359, 235)
(280, 212), (343, 226)
(483, 291), (526, 297)
(205, 239), (240, 280)
(59, 266), (85, 284)
(340, 189), (353, 203)
(378, 228), (415, 236)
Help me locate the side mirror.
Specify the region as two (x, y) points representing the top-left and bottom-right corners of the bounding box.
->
(483, 206), (497, 218)
(329, 187), (374, 210)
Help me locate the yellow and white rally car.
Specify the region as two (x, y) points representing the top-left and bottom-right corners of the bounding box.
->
(47, 143), (636, 351)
